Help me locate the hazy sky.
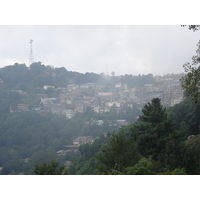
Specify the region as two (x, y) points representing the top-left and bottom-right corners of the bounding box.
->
(0, 25), (199, 76)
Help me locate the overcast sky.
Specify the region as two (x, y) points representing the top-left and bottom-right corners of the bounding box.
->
(0, 25), (199, 76)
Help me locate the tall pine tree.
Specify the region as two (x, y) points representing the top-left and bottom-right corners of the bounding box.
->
(131, 98), (175, 159)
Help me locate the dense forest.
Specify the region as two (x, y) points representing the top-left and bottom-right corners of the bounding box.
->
(0, 62), (200, 175)
(67, 98), (200, 175)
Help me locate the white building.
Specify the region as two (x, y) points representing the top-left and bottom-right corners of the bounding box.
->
(106, 101), (120, 108)
(65, 109), (77, 119)
(41, 98), (57, 106)
(43, 85), (55, 90)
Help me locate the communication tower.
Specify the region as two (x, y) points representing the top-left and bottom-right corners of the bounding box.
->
(29, 39), (34, 66)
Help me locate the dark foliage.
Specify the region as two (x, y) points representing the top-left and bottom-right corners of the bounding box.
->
(34, 161), (68, 175)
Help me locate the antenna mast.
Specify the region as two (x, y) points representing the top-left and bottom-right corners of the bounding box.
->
(29, 39), (34, 66)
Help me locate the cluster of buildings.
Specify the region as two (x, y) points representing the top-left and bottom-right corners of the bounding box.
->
(38, 73), (184, 118)
(56, 136), (95, 156)
(12, 73), (184, 119)
(148, 73), (184, 107)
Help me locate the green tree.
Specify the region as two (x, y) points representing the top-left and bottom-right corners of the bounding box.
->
(31, 149), (59, 166)
(180, 42), (200, 103)
(170, 168), (187, 175)
(79, 143), (93, 160)
(68, 135), (108, 175)
(124, 157), (155, 175)
(95, 129), (141, 174)
(132, 98), (175, 158)
(182, 25), (200, 31)
(181, 25), (200, 103)
(182, 138), (200, 175)
(76, 159), (96, 175)
(34, 161), (68, 175)
(167, 98), (200, 135)
(157, 139), (186, 172)
(139, 98), (167, 124)
(156, 168), (187, 175)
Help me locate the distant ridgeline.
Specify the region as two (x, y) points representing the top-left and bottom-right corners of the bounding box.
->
(0, 62), (155, 91)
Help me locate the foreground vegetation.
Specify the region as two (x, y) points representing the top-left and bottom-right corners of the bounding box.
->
(34, 97), (200, 175)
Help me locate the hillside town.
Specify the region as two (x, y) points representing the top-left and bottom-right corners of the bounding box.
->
(13, 73), (184, 120)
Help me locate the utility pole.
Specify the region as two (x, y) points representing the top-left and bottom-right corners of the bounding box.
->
(29, 39), (34, 66)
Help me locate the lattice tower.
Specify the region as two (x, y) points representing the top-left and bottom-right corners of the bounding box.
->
(29, 39), (34, 66)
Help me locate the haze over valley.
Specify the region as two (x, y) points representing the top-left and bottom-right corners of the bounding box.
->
(1, 25), (200, 176)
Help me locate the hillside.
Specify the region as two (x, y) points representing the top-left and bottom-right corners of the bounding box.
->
(0, 62), (199, 175)
(0, 62), (154, 174)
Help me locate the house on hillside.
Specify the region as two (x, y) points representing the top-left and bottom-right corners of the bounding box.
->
(73, 136), (94, 147)
(56, 150), (66, 156)
(106, 101), (120, 108)
(43, 85), (55, 90)
(64, 161), (72, 168)
(18, 104), (29, 111)
(67, 84), (79, 91)
(41, 98), (57, 106)
(65, 109), (77, 119)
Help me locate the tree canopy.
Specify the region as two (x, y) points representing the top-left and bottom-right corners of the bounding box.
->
(181, 25), (200, 103)
(95, 129), (141, 174)
(34, 161), (68, 175)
